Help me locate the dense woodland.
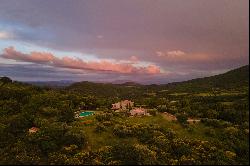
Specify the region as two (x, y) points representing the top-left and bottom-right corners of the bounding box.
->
(0, 65), (249, 165)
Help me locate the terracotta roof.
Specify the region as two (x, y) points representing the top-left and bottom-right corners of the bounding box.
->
(29, 127), (40, 133)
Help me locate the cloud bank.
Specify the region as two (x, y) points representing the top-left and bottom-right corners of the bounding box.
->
(1, 47), (161, 74)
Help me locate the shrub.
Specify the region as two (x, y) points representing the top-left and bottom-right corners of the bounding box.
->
(95, 113), (113, 122)
(113, 124), (133, 137)
(95, 123), (106, 133)
(148, 109), (157, 116)
(111, 143), (157, 165)
(186, 126), (194, 133)
(204, 128), (216, 137)
(63, 128), (86, 147)
(157, 105), (168, 113)
(176, 113), (188, 124)
(102, 121), (113, 126)
(201, 118), (232, 128)
(81, 120), (93, 126)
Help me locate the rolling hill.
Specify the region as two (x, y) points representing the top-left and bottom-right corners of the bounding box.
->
(67, 65), (249, 96)
(163, 65), (249, 92)
(2, 65), (248, 97)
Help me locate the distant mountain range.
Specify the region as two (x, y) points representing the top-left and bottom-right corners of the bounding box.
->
(24, 65), (249, 89)
(64, 65), (249, 98)
(110, 80), (139, 84)
(26, 80), (75, 87)
(1, 65), (248, 100)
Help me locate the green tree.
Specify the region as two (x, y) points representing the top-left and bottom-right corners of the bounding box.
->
(0, 77), (12, 86)
(157, 105), (168, 113)
(148, 109), (157, 116)
(63, 127), (86, 148)
(176, 113), (188, 125)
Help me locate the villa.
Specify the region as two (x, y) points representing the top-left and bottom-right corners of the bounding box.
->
(28, 127), (40, 133)
(112, 100), (134, 110)
(130, 107), (147, 116)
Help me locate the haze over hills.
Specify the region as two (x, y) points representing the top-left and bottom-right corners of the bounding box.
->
(70, 65), (249, 87)
(64, 65), (249, 98)
(26, 80), (75, 87)
(110, 80), (140, 85)
(2, 65), (248, 91)
(21, 65), (249, 89)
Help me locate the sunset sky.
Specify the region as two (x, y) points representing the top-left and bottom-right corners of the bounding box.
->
(0, 0), (249, 84)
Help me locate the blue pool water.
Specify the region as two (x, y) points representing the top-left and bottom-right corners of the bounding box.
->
(79, 111), (94, 117)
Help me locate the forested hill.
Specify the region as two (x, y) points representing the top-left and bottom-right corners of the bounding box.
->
(67, 65), (249, 96)
(162, 65), (249, 92)
(1, 65), (248, 97)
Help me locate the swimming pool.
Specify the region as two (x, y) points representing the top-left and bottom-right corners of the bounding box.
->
(79, 111), (94, 117)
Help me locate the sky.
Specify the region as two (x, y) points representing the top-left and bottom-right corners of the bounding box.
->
(0, 0), (249, 84)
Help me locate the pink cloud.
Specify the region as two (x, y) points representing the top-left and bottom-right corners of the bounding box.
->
(156, 50), (219, 63)
(156, 50), (186, 58)
(3, 46), (54, 63)
(167, 50), (186, 57)
(145, 65), (161, 74)
(1, 46), (161, 74)
(129, 55), (139, 62)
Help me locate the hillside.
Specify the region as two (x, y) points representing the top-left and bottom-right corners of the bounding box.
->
(164, 65), (249, 92)
(66, 81), (144, 99)
(67, 65), (249, 96)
